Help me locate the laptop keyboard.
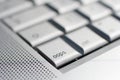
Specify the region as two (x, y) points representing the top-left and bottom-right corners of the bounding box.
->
(1, 0), (120, 69)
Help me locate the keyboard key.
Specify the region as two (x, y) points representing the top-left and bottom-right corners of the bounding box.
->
(19, 22), (63, 46)
(66, 27), (107, 54)
(0, 0), (32, 18)
(92, 16), (120, 41)
(4, 6), (56, 32)
(78, 2), (111, 21)
(101, 0), (120, 12)
(53, 11), (88, 32)
(38, 38), (82, 68)
(48, 0), (80, 13)
(79, 0), (98, 5)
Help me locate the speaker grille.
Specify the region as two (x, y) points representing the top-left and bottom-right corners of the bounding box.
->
(0, 27), (57, 80)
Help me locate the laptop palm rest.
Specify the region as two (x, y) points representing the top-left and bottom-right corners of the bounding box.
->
(56, 45), (120, 80)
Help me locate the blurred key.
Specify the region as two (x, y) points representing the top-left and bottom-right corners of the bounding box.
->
(19, 22), (63, 46)
(101, 0), (120, 12)
(0, 0), (32, 18)
(79, 0), (98, 5)
(38, 38), (82, 68)
(66, 27), (107, 54)
(53, 11), (88, 32)
(78, 2), (111, 21)
(92, 16), (120, 41)
(33, 0), (53, 5)
(48, 0), (80, 13)
(4, 6), (56, 32)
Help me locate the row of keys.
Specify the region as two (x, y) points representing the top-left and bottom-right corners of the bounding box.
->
(4, 3), (120, 46)
(36, 16), (120, 68)
(33, 0), (80, 14)
(32, 0), (120, 13)
(38, 27), (107, 68)
(3, 2), (113, 32)
(33, 0), (99, 6)
(33, 0), (120, 17)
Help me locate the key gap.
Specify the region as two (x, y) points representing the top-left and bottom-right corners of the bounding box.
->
(61, 36), (84, 55)
(49, 20), (66, 33)
(113, 14), (120, 20)
(46, 4), (60, 14)
(75, 10), (91, 22)
(88, 24), (111, 41)
(1, 20), (14, 31)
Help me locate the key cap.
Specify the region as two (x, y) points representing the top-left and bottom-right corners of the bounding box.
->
(53, 11), (88, 32)
(78, 2), (111, 21)
(0, 0), (32, 18)
(101, 0), (120, 12)
(66, 27), (107, 54)
(48, 0), (80, 13)
(19, 22), (63, 46)
(92, 16), (120, 41)
(33, 0), (53, 5)
(79, 0), (98, 5)
(4, 6), (56, 32)
(38, 38), (82, 68)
